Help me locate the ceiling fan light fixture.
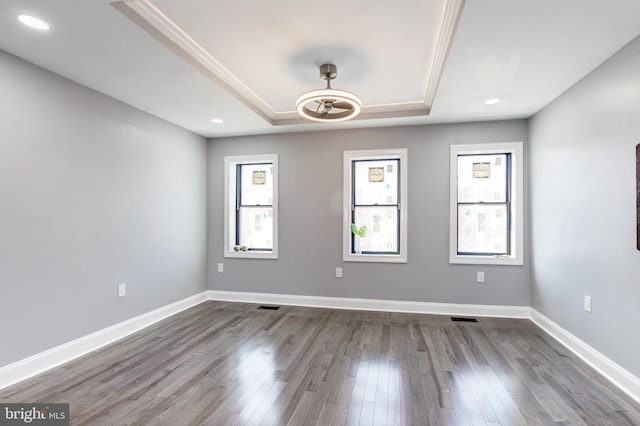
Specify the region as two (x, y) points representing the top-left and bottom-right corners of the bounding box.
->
(296, 64), (362, 123)
(296, 88), (362, 123)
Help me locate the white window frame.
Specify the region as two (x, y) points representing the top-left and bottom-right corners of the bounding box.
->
(343, 149), (408, 263)
(449, 142), (523, 265)
(224, 154), (278, 259)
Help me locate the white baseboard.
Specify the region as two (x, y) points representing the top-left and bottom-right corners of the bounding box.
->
(207, 290), (530, 318)
(0, 292), (209, 391)
(530, 309), (640, 405)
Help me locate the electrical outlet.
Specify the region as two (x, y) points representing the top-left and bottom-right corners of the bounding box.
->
(118, 283), (126, 298)
(476, 271), (485, 283)
(217, 263), (224, 273)
(584, 295), (592, 312)
(336, 267), (343, 278)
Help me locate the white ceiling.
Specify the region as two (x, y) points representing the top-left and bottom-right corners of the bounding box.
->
(1, 0), (640, 138)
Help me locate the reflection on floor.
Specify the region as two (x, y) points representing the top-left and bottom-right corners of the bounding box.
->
(1, 301), (638, 425)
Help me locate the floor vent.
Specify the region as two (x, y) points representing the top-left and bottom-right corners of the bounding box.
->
(258, 306), (280, 310)
(451, 317), (478, 323)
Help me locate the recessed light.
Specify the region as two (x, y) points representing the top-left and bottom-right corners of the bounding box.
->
(210, 118), (224, 124)
(18, 14), (50, 31)
(484, 98), (501, 105)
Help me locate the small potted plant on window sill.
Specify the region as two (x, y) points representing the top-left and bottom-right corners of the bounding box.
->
(350, 223), (367, 254)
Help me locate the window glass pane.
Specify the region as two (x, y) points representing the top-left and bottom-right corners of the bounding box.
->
(240, 163), (273, 206)
(238, 207), (273, 250)
(354, 206), (398, 253)
(354, 159), (398, 205)
(457, 154), (507, 203)
(457, 204), (508, 254)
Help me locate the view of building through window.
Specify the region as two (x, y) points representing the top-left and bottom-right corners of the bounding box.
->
(456, 153), (510, 255)
(236, 163), (274, 251)
(352, 159), (400, 254)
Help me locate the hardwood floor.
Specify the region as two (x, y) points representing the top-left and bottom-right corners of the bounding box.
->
(1, 301), (639, 425)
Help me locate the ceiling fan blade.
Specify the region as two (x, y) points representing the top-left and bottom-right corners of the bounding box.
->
(332, 102), (353, 110)
(306, 99), (335, 115)
(313, 100), (324, 114)
(306, 111), (328, 119)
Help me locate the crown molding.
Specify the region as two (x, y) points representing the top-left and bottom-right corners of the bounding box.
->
(116, 0), (275, 123)
(116, 0), (465, 126)
(424, 0), (466, 107)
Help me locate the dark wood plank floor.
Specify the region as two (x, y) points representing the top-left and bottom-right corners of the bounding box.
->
(1, 301), (639, 425)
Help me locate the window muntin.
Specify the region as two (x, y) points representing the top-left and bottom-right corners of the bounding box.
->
(224, 155), (278, 259)
(449, 143), (523, 265)
(344, 149), (407, 263)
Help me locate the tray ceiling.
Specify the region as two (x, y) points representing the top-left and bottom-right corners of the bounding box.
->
(1, 0), (640, 137)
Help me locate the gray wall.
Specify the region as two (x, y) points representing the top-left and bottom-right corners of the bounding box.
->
(530, 36), (640, 377)
(0, 51), (208, 367)
(208, 121), (531, 306)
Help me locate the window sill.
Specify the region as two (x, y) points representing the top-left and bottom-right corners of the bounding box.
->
(224, 251), (278, 260)
(449, 254), (523, 266)
(343, 253), (407, 263)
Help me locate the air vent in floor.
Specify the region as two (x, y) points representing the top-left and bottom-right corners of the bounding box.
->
(258, 306), (280, 310)
(451, 317), (478, 323)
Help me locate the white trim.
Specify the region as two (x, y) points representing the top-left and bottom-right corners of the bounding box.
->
(119, 0), (275, 123)
(0, 292), (208, 391)
(224, 154), (278, 259)
(343, 149), (408, 263)
(530, 309), (640, 405)
(449, 142), (524, 265)
(208, 290), (529, 318)
(423, 0), (466, 107)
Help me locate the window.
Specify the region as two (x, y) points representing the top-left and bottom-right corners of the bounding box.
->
(343, 149), (407, 263)
(224, 154), (278, 259)
(450, 143), (523, 265)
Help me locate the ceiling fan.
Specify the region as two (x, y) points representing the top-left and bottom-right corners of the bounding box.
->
(296, 63), (362, 122)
